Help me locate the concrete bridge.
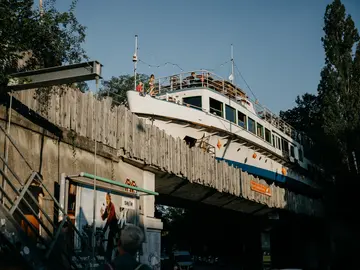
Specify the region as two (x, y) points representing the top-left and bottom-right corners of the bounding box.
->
(0, 87), (324, 267)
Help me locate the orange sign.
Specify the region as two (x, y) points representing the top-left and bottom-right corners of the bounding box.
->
(250, 180), (271, 196)
(217, 139), (222, 149)
(125, 178), (137, 193)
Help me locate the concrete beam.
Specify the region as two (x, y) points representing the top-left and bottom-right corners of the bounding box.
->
(7, 61), (102, 91)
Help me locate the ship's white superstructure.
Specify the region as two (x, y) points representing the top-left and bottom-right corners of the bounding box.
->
(127, 70), (318, 191)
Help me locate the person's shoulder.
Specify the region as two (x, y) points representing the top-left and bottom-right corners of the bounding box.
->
(139, 264), (152, 270)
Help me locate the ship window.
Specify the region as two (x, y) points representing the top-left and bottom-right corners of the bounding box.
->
(256, 123), (264, 139)
(238, 111), (247, 128)
(277, 137), (281, 150)
(209, 98), (223, 117)
(299, 148), (304, 162)
(248, 118), (256, 134)
(290, 145), (295, 157)
(282, 138), (289, 153)
(225, 105), (236, 123)
(265, 128), (271, 144)
(272, 134), (275, 147)
(183, 96), (202, 110)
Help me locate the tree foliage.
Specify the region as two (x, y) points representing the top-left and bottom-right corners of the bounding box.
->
(75, 81), (89, 92)
(98, 74), (149, 106)
(280, 0), (360, 178)
(0, 0), (87, 92)
(279, 93), (319, 135)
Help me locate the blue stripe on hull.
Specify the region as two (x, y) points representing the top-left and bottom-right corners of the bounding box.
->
(215, 157), (288, 183)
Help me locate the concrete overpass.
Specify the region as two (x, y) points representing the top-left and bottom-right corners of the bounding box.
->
(0, 87), (324, 268)
(8, 88), (322, 215)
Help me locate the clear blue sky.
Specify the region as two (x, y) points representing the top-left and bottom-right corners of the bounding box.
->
(56, 0), (360, 113)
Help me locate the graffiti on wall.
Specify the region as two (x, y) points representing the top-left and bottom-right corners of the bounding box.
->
(125, 178), (137, 193)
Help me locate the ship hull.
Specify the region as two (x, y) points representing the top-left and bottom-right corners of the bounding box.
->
(127, 90), (316, 191)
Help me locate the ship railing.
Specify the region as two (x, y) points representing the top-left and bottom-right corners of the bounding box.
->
(253, 104), (300, 142)
(154, 70), (247, 99)
(149, 70), (301, 143)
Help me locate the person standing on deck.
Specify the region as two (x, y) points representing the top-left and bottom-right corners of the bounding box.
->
(101, 192), (118, 262)
(148, 74), (155, 96)
(136, 81), (144, 95)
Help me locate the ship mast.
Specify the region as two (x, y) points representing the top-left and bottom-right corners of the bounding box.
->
(229, 44), (234, 133)
(230, 44), (234, 84)
(133, 35), (138, 91)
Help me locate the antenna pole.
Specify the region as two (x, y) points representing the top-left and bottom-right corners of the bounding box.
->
(133, 35), (138, 91)
(231, 44), (234, 84)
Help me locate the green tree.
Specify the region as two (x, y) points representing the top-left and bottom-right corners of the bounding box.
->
(98, 74), (149, 106)
(317, 0), (360, 173)
(280, 3), (360, 266)
(0, 0), (87, 93)
(280, 93), (324, 164)
(279, 93), (319, 135)
(75, 81), (89, 93)
(280, 0), (360, 176)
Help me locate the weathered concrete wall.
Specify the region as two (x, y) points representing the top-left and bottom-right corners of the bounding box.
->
(0, 104), (162, 264)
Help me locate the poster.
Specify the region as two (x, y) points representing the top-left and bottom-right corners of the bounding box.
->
(74, 185), (138, 250)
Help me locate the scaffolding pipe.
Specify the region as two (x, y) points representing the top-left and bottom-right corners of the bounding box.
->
(92, 77), (99, 267)
(1, 93), (13, 205)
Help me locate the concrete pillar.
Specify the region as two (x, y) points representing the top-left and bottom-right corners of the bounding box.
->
(139, 170), (163, 269)
(141, 171), (155, 217)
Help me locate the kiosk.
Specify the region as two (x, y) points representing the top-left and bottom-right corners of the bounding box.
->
(58, 172), (158, 262)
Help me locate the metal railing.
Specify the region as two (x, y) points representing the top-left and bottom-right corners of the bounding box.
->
(144, 70), (302, 143)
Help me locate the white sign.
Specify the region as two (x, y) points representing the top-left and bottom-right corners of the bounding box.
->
(121, 197), (136, 210)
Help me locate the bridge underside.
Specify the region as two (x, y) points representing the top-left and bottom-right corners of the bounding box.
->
(123, 158), (274, 216)
(157, 176), (272, 215)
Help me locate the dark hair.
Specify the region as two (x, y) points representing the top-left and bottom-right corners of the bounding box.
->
(119, 225), (144, 256)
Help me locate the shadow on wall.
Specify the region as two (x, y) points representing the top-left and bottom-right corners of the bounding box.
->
(269, 211), (325, 269)
(0, 94), (63, 138)
(137, 122), (146, 133)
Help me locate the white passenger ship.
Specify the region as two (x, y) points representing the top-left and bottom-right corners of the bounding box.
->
(127, 69), (319, 192)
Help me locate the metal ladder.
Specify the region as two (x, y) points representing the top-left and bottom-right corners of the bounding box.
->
(0, 123), (96, 269)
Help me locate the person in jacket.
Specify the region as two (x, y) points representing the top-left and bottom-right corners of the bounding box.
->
(101, 192), (118, 262)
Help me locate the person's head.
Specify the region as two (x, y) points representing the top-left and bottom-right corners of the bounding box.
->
(139, 81), (143, 85)
(191, 72), (195, 77)
(106, 192), (112, 206)
(150, 74), (154, 79)
(31, 180), (42, 188)
(118, 224), (144, 256)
